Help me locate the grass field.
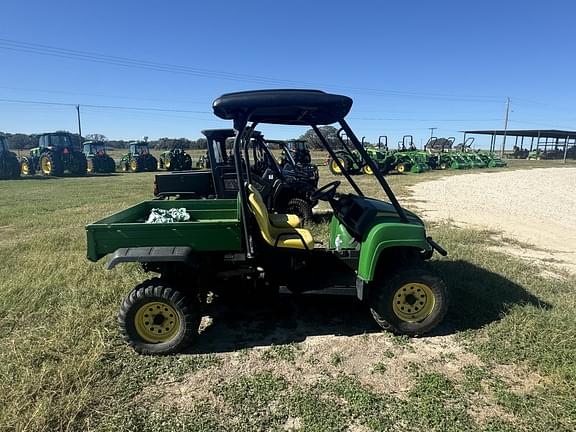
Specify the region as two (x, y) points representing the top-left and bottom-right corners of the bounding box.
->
(1, 162), (575, 431)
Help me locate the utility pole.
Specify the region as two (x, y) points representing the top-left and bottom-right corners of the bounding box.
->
(76, 105), (82, 141)
(501, 97), (510, 156)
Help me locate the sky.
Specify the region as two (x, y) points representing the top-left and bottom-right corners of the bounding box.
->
(0, 1), (575, 149)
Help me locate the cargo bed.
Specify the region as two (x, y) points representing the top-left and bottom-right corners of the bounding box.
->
(86, 199), (242, 262)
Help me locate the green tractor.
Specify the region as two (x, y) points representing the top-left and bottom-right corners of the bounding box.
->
(478, 152), (507, 168)
(0, 136), (20, 179)
(83, 141), (116, 173)
(394, 136), (430, 174)
(461, 152), (486, 168)
(119, 141), (158, 173)
(158, 146), (193, 171)
(86, 89), (449, 355)
(20, 132), (87, 176)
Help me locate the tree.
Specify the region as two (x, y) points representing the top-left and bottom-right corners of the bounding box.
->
(85, 133), (108, 142)
(298, 126), (340, 150)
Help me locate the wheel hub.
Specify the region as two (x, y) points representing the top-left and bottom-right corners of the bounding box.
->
(392, 283), (435, 322)
(134, 301), (179, 343)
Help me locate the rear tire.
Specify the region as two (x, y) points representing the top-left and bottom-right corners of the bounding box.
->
(20, 158), (35, 176)
(284, 197), (313, 223)
(329, 156), (348, 175)
(369, 266), (448, 336)
(40, 153), (62, 176)
(118, 278), (201, 355)
(70, 153), (87, 176)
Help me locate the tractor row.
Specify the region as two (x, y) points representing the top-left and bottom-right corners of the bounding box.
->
(4, 132), (209, 177)
(327, 134), (507, 176)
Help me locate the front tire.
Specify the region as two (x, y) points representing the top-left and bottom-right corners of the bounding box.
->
(369, 267), (448, 336)
(118, 279), (201, 355)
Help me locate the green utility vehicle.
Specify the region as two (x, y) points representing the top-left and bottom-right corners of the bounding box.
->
(86, 90), (449, 355)
(83, 141), (116, 173)
(0, 136), (20, 179)
(20, 132), (87, 176)
(119, 141), (158, 172)
(158, 146), (193, 171)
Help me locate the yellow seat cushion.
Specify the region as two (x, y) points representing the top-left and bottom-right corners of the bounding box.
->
(269, 213), (301, 228)
(247, 185), (314, 250)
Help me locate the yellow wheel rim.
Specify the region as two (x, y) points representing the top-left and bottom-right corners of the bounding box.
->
(21, 162), (29, 175)
(397, 164), (405, 173)
(392, 283), (435, 322)
(363, 164), (374, 175)
(331, 159), (344, 174)
(130, 160), (138, 171)
(40, 158), (52, 175)
(165, 159), (171, 169)
(87, 160), (94, 173)
(134, 301), (180, 343)
(41, 157), (52, 175)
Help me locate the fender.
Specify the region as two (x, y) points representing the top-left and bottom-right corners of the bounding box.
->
(106, 246), (192, 269)
(357, 223), (431, 281)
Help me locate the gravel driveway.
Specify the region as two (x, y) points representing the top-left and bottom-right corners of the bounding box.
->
(410, 168), (576, 274)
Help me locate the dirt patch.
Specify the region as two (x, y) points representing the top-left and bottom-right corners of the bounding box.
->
(410, 168), (576, 274)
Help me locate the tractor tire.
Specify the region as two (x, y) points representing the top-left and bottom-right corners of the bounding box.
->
(69, 153), (87, 176)
(182, 154), (193, 170)
(439, 162), (448, 170)
(396, 163), (407, 173)
(118, 278), (201, 355)
(20, 157), (35, 176)
(164, 157), (172, 171)
(105, 157), (116, 173)
(329, 156), (348, 176)
(130, 158), (142, 173)
(39, 153), (63, 176)
(87, 158), (96, 174)
(284, 197), (313, 223)
(362, 164), (374, 175)
(158, 158), (165, 170)
(369, 266), (448, 336)
(146, 156), (158, 172)
(1, 156), (20, 179)
(121, 162), (129, 172)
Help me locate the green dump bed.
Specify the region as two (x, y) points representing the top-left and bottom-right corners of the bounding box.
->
(86, 199), (242, 262)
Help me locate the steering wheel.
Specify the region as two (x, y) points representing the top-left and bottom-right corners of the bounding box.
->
(311, 181), (341, 202)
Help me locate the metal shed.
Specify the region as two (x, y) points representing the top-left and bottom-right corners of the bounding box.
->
(463, 129), (576, 161)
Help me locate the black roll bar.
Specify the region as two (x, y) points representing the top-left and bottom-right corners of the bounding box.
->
(311, 125), (363, 197)
(338, 119), (409, 223)
(233, 116), (254, 258)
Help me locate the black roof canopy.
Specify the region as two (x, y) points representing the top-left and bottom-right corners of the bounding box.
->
(212, 89), (353, 125)
(464, 129), (576, 139)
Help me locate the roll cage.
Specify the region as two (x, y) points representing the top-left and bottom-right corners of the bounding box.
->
(212, 89), (409, 257)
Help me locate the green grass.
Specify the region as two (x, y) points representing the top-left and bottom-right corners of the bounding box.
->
(1, 165), (575, 431)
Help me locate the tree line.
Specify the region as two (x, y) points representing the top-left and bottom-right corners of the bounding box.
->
(1, 126), (351, 151)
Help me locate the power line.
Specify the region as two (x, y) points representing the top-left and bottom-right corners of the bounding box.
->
(0, 97), (210, 114)
(0, 38), (504, 102)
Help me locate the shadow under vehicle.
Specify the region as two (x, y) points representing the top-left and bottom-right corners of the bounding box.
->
(153, 129), (318, 220)
(20, 132), (87, 176)
(86, 89), (449, 355)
